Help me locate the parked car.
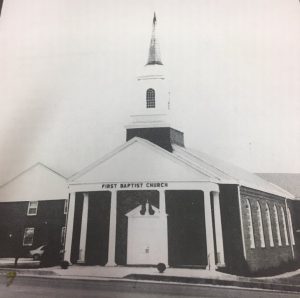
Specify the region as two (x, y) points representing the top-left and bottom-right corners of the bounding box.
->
(29, 245), (46, 260)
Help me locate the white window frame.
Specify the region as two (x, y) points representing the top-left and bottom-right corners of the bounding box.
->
(146, 88), (155, 108)
(281, 206), (289, 246)
(246, 199), (255, 248)
(64, 199), (68, 214)
(274, 205), (282, 246)
(256, 201), (265, 248)
(61, 226), (66, 245)
(23, 227), (35, 246)
(265, 203), (274, 247)
(287, 207), (295, 245)
(27, 201), (38, 216)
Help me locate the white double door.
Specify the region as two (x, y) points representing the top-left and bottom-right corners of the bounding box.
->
(127, 217), (163, 265)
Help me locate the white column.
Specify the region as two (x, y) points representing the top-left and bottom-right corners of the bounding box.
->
(78, 193), (89, 263)
(159, 190), (169, 266)
(64, 192), (76, 264)
(106, 190), (117, 266)
(212, 191), (225, 266)
(204, 190), (216, 270)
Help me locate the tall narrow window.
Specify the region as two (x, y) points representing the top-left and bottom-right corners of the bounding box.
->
(245, 199), (255, 248)
(273, 205), (282, 246)
(265, 203), (274, 247)
(23, 228), (34, 246)
(27, 201), (38, 216)
(281, 206), (289, 245)
(61, 227), (66, 245)
(64, 199), (68, 214)
(146, 88), (155, 108)
(287, 207), (295, 245)
(256, 201), (265, 248)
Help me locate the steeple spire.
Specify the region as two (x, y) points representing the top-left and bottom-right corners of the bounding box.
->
(146, 12), (163, 65)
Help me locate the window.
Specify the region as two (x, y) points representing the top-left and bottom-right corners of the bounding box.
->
(61, 227), (66, 245)
(265, 203), (274, 247)
(64, 199), (68, 214)
(23, 228), (34, 246)
(27, 201), (38, 216)
(146, 88), (155, 108)
(273, 205), (282, 246)
(281, 206), (289, 245)
(256, 201), (265, 248)
(287, 207), (295, 245)
(245, 199), (255, 248)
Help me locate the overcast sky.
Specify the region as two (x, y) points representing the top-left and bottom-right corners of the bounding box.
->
(0, 0), (299, 184)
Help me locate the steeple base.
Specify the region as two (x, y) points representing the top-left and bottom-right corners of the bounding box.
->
(126, 127), (184, 152)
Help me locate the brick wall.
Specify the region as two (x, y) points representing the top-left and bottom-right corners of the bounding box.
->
(240, 186), (295, 272)
(0, 200), (66, 257)
(290, 200), (300, 261)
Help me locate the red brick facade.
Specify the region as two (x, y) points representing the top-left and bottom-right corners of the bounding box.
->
(240, 186), (295, 272)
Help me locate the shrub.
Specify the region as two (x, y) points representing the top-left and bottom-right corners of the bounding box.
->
(60, 261), (69, 269)
(157, 263), (166, 273)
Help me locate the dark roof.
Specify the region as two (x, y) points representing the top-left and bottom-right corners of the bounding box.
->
(256, 173), (300, 198)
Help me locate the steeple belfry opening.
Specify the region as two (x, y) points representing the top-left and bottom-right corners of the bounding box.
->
(147, 12), (163, 66)
(146, 88), (156, 108)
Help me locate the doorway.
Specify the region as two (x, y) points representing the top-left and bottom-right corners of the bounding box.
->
(166, 190), (207, 267)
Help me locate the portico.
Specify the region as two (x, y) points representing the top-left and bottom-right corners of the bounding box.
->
(64, 176), (225, 270)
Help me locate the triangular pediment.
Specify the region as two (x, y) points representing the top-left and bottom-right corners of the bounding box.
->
(0, 163), (67, 202)
(70, 138), (214, 184)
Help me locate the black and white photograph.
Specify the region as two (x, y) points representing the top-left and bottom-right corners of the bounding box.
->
(0, 1), (299, 297)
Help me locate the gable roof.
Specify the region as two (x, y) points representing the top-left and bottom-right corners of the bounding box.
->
(256, 173), (300, 198)
(172, 145), (294, 199)
(0, 163), (67, 202)
(69, 137), (294, 199)
(69, 137), (217, 184)
(0, 162), (66, 188)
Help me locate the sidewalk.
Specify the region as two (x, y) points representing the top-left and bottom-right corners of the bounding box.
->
(0, 262), (234, 279)
(0, 261), (300, 293)
(46, 265), (236, 279)
(0, 258), (39, 268)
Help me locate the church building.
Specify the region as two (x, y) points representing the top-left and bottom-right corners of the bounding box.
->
(0, 163), (68, 257)
(63, 14), (298, 274)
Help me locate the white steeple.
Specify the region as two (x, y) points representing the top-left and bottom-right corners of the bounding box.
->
(146, 12), (163, 66)
(128, 13), (171, 128)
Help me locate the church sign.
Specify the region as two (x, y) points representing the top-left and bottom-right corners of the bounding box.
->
(101, 182), (169, 190)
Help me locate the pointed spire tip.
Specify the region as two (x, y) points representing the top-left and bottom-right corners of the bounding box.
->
(153, 12), (157, 25)
(146, 12), (163, 66)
